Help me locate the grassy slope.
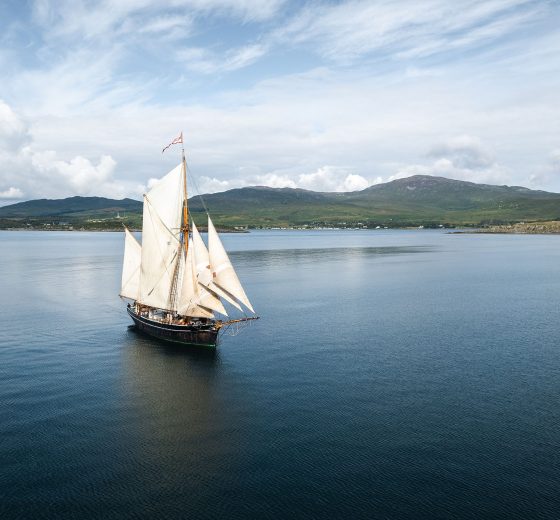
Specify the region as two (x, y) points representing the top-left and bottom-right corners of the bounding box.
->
(0, 196), (141, 218)
(189, 176), (560, 226)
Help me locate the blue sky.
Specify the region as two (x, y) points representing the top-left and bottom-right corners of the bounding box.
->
(0, 0), (559, 202)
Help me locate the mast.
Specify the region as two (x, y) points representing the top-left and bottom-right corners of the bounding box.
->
(167, 132), (187, 314)
(181, 133), (188, 253)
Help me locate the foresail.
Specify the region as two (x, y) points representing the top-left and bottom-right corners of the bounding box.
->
(120, 228), (141, 300)
(207, 216), (255, 313)
(197, 283), (228, 316)
(191, 221), (212, 285)
(192, 221), (241, 311)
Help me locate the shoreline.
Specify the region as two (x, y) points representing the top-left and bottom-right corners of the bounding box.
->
(450, 221), (560, 235)
(3, 224), (560, 234)
(0, 228), (250, 233)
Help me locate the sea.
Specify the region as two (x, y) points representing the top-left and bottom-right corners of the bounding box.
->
(1, 229), (560, 519)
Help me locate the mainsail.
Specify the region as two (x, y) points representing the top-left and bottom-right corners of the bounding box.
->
(207, 216), (255, 313)
(120, 228), (141, 300)
(137, 165), (183, 310)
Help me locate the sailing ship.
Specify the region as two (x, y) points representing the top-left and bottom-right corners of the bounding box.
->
(119, 135), (258, 347)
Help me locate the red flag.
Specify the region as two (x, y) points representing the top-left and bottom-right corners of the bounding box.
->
(162, 132), (183, 154)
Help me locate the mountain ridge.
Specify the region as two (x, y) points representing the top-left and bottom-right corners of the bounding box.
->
(1, 175), (560, 228)
(0, 196), (141, 218)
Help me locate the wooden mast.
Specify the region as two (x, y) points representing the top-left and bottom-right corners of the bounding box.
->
(167, 132), (187, 315)
(181, 133), (188, 252)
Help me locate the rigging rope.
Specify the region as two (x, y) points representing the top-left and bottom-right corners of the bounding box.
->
(185, 159), (211, 219)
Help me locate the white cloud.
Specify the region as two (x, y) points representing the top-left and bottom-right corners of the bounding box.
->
(31, 151), (118, 195)
(298, 166), (369, 192)
(390, 135), (510, 185)
(343, 173), (371, 191)
(253, 173), (297, 189)
(193, 166), (373, 194)
(273, 0), (542, 62)
(188, 172), (298, 194)
(0, 187), (24, 199)
(551, 149), (560, 170)
(5, 49), (130, 116)
(428, 135), (494, 170)
(179, 43), (268, 74)
(528, 149), (560, 189)
(32, 0), (284, 42)
(195, 176), (237, 194)
(146, 177), (161, 190)
(186, 0), (286, 23)
(0, 100), (30, 151)
(0, 101), (138, 201)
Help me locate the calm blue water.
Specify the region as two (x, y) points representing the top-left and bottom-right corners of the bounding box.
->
(2, 230), (560, 519)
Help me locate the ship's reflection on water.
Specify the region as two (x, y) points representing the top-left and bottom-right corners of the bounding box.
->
(126, 325), (220, 360)
(120, 328), (248, 514)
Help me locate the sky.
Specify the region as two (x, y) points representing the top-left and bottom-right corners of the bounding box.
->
(0, 0), (559, 203)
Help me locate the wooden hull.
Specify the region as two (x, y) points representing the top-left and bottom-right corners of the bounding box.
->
(127, 307), (219, 347)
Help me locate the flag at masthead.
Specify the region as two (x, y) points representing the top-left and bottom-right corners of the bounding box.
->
(162, 132), (183, 154)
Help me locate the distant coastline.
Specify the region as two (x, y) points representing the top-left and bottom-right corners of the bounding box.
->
(4, 221), (560, 234)
(0, 227), (249, 233)
(475, 221), (560, 234)
(3, 175), (560, 232)
(450, 221), (560, 235)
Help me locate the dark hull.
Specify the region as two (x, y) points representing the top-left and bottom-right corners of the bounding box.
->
(127, 307), (219, 347)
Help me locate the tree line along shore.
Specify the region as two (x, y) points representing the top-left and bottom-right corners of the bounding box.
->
(3, 219), (560, 234)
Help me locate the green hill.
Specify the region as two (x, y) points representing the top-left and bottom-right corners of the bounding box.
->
(0, 196), (142, 230)
(188, 175), (560, 227)
(0, 196), (141, 218)
(1, 175), (560, 229)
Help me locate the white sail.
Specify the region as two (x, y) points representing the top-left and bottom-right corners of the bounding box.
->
(189, 230), (228, 315)
(191, 221), (242, 311)
(137, 164), (183, 310)
(176, 239), (215, 318)
(145, 163), (184, 233)
(197, 283), (228, 316)
(120, 228), (141, 300)
(191, 221), (213, 286)
(207, 216), (255, 313)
